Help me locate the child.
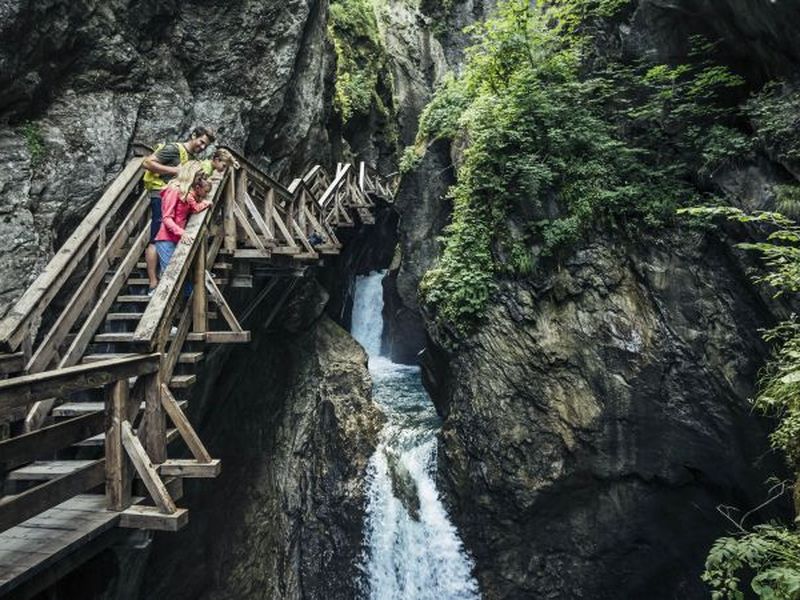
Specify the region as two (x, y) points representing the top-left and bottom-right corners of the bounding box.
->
(202, 148), (239, 179)
(154, 162), (213, 276)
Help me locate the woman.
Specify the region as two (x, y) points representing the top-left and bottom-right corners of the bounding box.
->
(154, 161), (213, 277)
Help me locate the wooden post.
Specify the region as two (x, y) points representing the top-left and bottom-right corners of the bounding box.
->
(224, 175), (237, 252)
(143, 371), (166, 464)
(105, 379), (131, 511)
(265, 188), (275, 240)
(192, 236), (207, 334)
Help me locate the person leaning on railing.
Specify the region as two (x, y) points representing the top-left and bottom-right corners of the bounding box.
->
(143, 126), (216, 296)
(201, 148), (239, 179)
(153, 162), (213, 285)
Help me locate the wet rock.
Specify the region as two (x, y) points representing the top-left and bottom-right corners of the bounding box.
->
(385, 447), (421, 521)
(432, 231), (790, 599)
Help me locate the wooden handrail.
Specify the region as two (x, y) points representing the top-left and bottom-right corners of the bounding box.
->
(0, 158), (145, 353)
(0, 354), (160, 413)
(131, 173), (229, 351)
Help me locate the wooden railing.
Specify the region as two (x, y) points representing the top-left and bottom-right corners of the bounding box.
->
(0, 159), (146, 359)
(0, 355), (162, 531)
(0, 143), (397, 539)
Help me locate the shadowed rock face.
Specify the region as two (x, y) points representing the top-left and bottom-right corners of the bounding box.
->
(426, 231), (789, 599)
(141, 284), (383, 600)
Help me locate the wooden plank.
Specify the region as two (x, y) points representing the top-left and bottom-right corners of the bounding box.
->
(204, 331), (250, 344)
(192, 236), (208, 334)
(0, 353), (24, 376)
(159, 459), (221, 478)
(0, 461), (105, 532)
(233, 201), (269, 254)
(169, 374), (196, 388)
(0, 354), (159, 414)
(142, 372), (165, 465)
(242, 190), (275, 244)
(270, 204), (299, 248)
(105, 380), (130, 512)
(224, 173), (237, 252)
(0, 412), (104, 473)
(119, 505), (187, 532)
(162, 301), (192, 384)
(120, 421), (176, 514)
(0, 495), (137, 597)
(161, 384), (212, 463)
(7, 460), (97, 481)
(205, 271), (243, 333)
(0, 159), (144, 352)
(26, 189), (149, 374)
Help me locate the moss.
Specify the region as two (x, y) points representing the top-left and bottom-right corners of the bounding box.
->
(328, 0), (392, 123)
(19, 121), (45, 166)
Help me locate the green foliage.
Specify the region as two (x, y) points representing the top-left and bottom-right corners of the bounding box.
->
(681, 206), (800, 598)
(412, 0), (749, 336)
(775, 185), (800, 221)
(19, 121), (45, 166)
(328, 0), (391, 122)
(747, 82), (800, 167)
(704, 525), (800, 600)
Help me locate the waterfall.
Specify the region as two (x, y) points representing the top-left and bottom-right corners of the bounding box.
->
(352, 271), (481, 600)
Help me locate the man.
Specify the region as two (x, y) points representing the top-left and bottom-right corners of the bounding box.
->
(142, 126), (215, 294)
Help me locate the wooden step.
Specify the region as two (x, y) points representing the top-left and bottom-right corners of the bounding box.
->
(116, 295), (152, 304)
(82, 353), (136, 363)
(74, 428), (181, 448)
(105, 313), (144, 322)
(177, 352), (204, 364)
(54, 399), (187, 418)
(169, 374), (196, 388)
(0, 352), (25, 375)
(205, 331), (251, 344)
(119, 505), (188, 532)
(93, 332), (136, 343)
(7, 460), (98, 481)
(158, 459), (221, 479)
(231, 275), (253, 288)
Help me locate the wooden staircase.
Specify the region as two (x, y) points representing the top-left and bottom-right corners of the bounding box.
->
(0, 146), (395, 597)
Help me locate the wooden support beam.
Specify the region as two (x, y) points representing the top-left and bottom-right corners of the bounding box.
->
(119, 505), (188, 532)
(159, 459), (221, 478)
(242, 191), (275, 245)
(233, 202), (269, 254)
(105, 380), (131, 512)
(192, 237), (208, 334)
(161, 384), (212, 463)
(204, 331), (251, 344)
(224, 173), (237, 252)
(142, 372), (165, 464)
(204, 271), (243, 333)
(0, 354), (159, 414)
(120, 420), (176, 514)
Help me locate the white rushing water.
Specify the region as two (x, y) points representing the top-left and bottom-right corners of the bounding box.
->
(352, 271), (481, 600)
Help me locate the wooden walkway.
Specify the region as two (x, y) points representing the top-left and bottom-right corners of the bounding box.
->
(0, 147), (395, 597)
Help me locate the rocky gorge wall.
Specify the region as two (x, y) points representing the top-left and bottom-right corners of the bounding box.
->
(389, 1), (800, 598)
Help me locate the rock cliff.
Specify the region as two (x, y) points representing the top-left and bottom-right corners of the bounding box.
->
(424, 230), (789, 599)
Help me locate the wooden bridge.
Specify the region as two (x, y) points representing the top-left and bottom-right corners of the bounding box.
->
(0, 147), (395, 597)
